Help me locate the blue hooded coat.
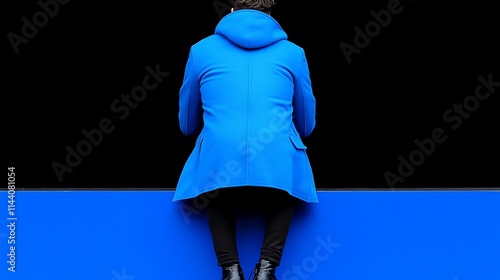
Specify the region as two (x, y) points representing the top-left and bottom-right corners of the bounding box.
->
(173, 9), (318, 203)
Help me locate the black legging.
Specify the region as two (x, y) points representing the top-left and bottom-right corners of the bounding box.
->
(205, 186), (298, 267)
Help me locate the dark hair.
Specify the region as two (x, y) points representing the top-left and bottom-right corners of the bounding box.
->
(233, 0), (276, 14)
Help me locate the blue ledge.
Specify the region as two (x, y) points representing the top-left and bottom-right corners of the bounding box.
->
(1, 190), (499, 280)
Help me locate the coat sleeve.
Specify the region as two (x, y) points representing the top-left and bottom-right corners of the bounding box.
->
(292, 49), (316, 137)
(178, 48), (203, 136)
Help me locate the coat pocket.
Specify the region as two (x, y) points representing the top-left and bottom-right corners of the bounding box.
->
(289, 134), (307, 150)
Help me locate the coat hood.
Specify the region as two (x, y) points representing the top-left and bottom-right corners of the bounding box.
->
(215, 9), (288, 49)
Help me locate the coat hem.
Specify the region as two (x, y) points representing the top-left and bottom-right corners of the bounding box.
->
(172, 184), (319, 203)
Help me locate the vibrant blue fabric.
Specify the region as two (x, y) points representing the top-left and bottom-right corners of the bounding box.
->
(174, 10), (318, 203)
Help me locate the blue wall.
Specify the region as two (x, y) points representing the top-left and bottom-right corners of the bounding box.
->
(1, 190), (499, 280)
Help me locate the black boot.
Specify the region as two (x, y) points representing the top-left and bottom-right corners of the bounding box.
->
(222, 263), (245, 280)
(250, 259), (277, 280)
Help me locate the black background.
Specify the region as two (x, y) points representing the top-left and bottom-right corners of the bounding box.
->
(5, 0), (499, 190)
